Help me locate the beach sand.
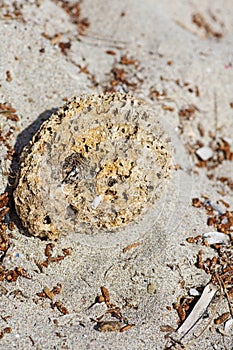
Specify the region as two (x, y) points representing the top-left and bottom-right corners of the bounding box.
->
(0, 1), (232, 349)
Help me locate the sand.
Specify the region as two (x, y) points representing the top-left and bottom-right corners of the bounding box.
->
(0, 1), (232, 349)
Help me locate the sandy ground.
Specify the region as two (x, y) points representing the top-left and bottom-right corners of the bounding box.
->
(0, 1), (233, 349)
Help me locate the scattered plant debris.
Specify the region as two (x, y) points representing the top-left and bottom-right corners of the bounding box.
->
(0, 102), (19, 161)
(0, 327), (12, 340)
(122, 241), (141, 253)
(52, 0), (90, 35)
(164, 193), (232, 347)
(37, 283), (69, 315)
(192, 12), (223, 39)
(0, 192), (30, 284)
(0, 1), (25, 23)
(35, 245), (72, 271)
(103, 55), (141, 93)
(92, 286), (134, 332)
(52, 301), (69, 315)
(191, 197), (233, 236)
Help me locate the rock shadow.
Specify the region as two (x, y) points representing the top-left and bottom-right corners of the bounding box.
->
(5, 107), (58, 239)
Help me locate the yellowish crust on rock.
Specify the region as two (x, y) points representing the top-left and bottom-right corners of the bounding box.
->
(14, 93), (172, 239)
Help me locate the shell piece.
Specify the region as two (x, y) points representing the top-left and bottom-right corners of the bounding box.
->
(14, 93), (172, 239)
(202, 231), (231, 245)
(196, 146), (213, 161)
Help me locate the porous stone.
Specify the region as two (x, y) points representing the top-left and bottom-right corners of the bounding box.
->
(14, 93), (172, 239)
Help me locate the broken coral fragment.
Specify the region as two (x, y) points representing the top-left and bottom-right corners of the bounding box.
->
(14, 93), (172, 239)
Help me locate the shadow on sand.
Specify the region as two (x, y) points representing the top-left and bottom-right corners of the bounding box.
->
(5, 107), (58, 239)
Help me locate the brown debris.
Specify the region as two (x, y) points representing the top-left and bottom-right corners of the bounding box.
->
(4, 266), (30, 283)
(15, 266), (31, 279)
(0, 102), (19, 160)
(104, 56), (141, 93)
(218, 199), (230, 209)
(186, 235), (202, 243)
(41, 32), (71, 55)
(96, 320), (134, 333)
(106, 50), (116, 56)
(36, 246), (72, 271)
(0, 208), (9, 222)
(45, 243), (55, 257)
(193, 137), (233, 171)
(0, 192), (14, 268)
(51, 283), (62, 296)
(176, 102), (232, 179)
(160, 325), (176, 333)
(43, 286), (56, 300)
(0, 102), (19, 121)
(214, 312), (230, 325)
(96, 321), (122, 332)
(5, 269), (18, 282)
(192, 12), (223, 39)
(178, 104), (196, 120)
(120, 55), (139, 66)
(189, 236), (233, 308)
(6, 70), (12, 82)
(197, 122), (205, 137)
(93, 286), (134, 333)
(52, 301), (69, 315)
(183, 199), (232, 336)
(53, 0), (90, 35)
(192, 196), (233, 236)
(38, 283), (62, 300)
(62, 247), (72, 256)
(58, 41), (71, 55)
(101, 286), (111, 308)
(149, 87), (167, 101)
(0, 1), (25, 23)
(192, 197), (202, 208)
(122, 241), (141, 253)
(37, 283), (67, 314)
(161, 105), (175, 112)
(119, 324), (134, 332)
(0, 327), (12, 340)
(173, 295), (197, 324)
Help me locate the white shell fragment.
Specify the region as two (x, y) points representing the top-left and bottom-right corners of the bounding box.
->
(14, 93), (172, 239)
(202, 231), (231, 245)
(188, 288), (200, 297)
(196, 146), (213, 161)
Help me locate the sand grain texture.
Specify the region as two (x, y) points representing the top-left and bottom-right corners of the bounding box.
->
(0, 1), (232, 349)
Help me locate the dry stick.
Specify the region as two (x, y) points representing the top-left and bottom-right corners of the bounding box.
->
(176, 282), (218, 338)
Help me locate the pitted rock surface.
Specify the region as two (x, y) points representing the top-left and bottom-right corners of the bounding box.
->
(14, 94), (172, 239)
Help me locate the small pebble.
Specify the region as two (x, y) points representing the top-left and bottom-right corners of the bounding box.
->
(188, 288), (200, 296)
(147, 282), (156, 294)
(196, 146), (213, 161)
